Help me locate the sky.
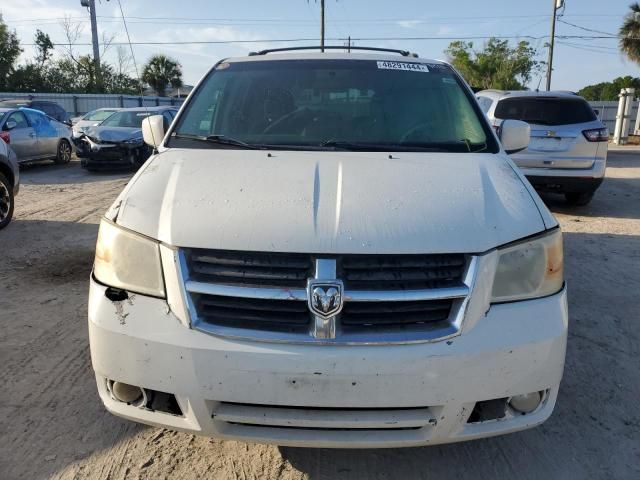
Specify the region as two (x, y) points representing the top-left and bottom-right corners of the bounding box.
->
(0, 0), (634, 91)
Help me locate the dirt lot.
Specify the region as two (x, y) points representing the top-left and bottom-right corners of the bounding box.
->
(1, 151), (639, 480)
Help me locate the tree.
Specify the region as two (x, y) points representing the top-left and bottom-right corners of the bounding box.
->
(578, 76), (640, 101)
(34, 30), (54, 68)
(0, 15), (22, 91)
(445, 38), (541, 90)
(142, 55), (183, 97)
(620, 3), (640, 64)
(2, 14), (141, 95)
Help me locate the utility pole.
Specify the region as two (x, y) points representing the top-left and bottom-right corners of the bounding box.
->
(82, 0), (102, 90)
(546, 0), (564, 91)
(320, 0), (325, 52)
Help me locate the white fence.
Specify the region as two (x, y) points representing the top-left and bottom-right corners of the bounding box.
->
(0, 92), (184, 117)
(588, 100), (638, 135)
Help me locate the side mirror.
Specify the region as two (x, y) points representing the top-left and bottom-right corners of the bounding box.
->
(5, 120), (17, 131)
(499, 119), (530, 154)
(142, 115), (165, 148)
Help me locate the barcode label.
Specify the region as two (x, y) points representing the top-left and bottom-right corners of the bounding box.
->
(376, 61), (429, 73)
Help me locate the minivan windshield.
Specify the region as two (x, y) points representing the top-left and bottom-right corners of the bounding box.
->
(171, 59), (497, 152)
(494, 96), (597, 126)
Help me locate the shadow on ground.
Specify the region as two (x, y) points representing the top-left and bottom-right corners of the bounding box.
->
(19, 158), (133, 185)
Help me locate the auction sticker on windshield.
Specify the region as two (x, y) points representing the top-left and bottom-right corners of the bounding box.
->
(376, 61), (429, 72)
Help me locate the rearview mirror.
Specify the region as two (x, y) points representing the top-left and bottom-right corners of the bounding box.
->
(142, 115), (165, 148)
(5, 120), (17, 131)
(499, 119), (530, 154)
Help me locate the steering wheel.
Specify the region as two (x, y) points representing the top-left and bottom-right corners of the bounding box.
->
(399, 121), (436, 144)
(261, 107), (311, 135)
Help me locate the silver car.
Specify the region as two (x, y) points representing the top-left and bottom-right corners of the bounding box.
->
(477, 90), (608, 205)
(0, 107), (74, 165)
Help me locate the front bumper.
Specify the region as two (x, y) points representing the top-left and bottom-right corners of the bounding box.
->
(89, 278), (568, 448)
(75, 137), (150, 168)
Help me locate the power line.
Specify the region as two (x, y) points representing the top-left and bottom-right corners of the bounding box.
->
(557, 18), (616, 37)
(18, 33), (638, 47)
(17, 35), (543, 47)
(556, 41), (621, 55)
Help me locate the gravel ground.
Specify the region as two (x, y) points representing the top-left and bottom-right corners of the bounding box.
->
(0, 152), (638, 480)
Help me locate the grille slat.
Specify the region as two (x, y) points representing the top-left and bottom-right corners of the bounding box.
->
(189, 250), (314, 288)
(196, 294), (310, 330)
(192, 264), (310, 281)
(342, 255), (465, 269)
(193, 253), (311, 269)
(343, 300), (452, 314)
(199, 296), (309, 313)
(341, 254), (466, 291)
(342, 299), (452, 327)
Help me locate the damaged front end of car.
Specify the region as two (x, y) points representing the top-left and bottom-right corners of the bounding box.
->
(75, 130), (153, 170)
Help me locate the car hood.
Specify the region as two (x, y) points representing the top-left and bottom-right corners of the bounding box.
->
(84, 126), (142, 143)
(113, 149), (548, 254)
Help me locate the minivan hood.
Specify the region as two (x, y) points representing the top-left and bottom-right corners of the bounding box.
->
(115, 150), (547, 254)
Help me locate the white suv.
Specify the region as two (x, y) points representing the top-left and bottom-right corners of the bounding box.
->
(89, 48), (567, 448)
(477, 90), (608, 206)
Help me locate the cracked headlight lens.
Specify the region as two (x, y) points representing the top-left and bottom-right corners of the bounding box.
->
(94, 219), (165, 297)
(491, 229), (563, 303)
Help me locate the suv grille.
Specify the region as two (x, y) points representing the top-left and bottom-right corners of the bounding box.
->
(180, 249), (475, 344)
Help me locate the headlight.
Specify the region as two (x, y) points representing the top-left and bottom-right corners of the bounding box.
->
(94, 219), (165, 297)
(491, 229), (563, 303)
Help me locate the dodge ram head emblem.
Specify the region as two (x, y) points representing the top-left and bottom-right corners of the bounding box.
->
(308, 281), (344, 319)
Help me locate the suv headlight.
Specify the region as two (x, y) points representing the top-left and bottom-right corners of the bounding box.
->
(93, 219), (165, 298)
(491, 229), (563, 303)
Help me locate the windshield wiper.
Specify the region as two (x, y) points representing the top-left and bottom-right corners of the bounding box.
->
(172, 133), (263, 149)
(319, 140), (392, 151)
(320, 140), (486, 153)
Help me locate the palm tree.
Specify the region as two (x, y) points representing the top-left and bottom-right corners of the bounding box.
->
(620, 3), (640, 64)
(141, 55), (183, 97)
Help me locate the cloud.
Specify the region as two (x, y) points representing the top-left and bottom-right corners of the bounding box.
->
(396, 20), (422, 29)
(437, 25), (454, 36)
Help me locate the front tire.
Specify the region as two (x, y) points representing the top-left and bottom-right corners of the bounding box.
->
(565, 191), (595, 206)
(0, 172), (14, 229)
(55, 139), (72, 164)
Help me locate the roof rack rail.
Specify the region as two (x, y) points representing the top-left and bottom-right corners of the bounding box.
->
(249, 46), (418, 57)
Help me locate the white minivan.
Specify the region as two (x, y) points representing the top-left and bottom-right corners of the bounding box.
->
(89, 48), (567, 448)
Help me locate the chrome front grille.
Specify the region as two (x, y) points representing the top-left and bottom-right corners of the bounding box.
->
(179, 250), (477, 345)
